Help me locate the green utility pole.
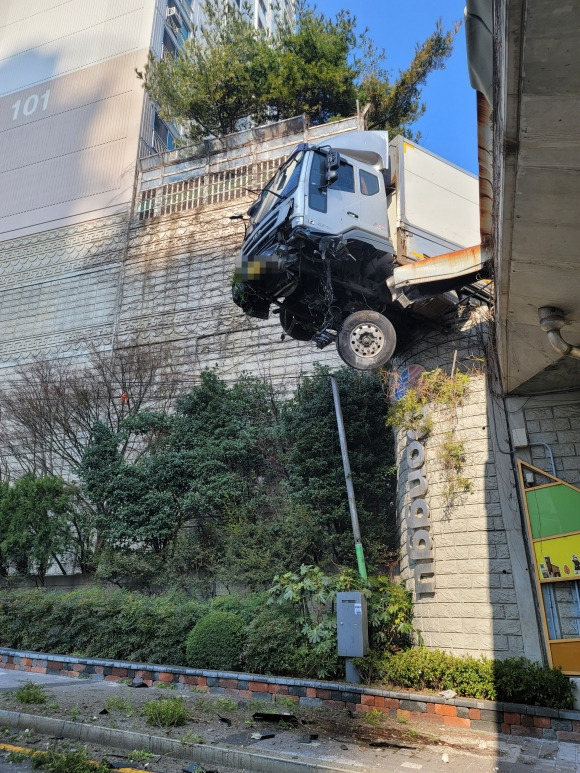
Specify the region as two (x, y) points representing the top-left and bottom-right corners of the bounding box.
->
(330, 373), (367, 579)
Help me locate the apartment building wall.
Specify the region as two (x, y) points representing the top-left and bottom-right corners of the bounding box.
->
(0, 0), (160, 241)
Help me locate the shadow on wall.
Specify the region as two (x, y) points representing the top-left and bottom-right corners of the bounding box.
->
(0, 47), (149, 375)
(393, 305), (545, 668)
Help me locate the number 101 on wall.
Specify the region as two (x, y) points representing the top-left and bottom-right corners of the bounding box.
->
(12, 89), (50, 120)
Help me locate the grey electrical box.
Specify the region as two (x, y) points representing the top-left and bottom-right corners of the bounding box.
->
(337, 592), (369, 657)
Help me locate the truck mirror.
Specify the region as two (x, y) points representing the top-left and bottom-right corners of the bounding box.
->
(325, 151), (340, 185)
(247, 200), (260, 218)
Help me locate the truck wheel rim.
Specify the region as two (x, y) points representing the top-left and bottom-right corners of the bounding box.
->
(349, 322), (385, 358)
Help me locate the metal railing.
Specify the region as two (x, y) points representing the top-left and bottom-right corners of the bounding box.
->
(136, 157), (285, 220)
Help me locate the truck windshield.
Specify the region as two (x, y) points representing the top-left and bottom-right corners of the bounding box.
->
(249, 150), (305, 224)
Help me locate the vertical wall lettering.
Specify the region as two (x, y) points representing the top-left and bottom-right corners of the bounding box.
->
(406, 429), (434, 596)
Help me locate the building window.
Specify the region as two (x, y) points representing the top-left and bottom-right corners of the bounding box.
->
(153, 114), (176, 151)
(162, 29), (177, 57)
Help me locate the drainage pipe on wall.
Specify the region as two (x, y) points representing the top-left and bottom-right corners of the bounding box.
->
(539, 307), (580, 359)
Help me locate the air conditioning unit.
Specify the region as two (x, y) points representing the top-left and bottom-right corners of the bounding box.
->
(166, 6), (179, 19)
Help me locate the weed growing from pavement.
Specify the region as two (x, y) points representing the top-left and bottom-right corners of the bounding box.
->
(129, 749), (154, 762)
(273, 696), (297, 709)
(213, 697), (238, 712)
(155, 681), (177, 690)
(105, 696), (135, 714)
(13, 681), (47, 705)
(68, 705), (81, 721)
(8, 744), (110, 773)
(362, 708), (385, 726)
(142, 696), (189, 727)
(180, 730), (205, 745)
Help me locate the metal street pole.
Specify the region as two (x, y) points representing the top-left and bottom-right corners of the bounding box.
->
(330, 373), (367, 580)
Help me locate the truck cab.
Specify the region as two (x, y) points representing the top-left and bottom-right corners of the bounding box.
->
(232, 130), (486, 370)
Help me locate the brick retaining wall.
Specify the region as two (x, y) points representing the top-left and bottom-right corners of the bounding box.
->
(2, 648), (579, 744)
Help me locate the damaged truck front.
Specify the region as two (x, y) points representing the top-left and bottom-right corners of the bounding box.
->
(232, 130), (488, 371)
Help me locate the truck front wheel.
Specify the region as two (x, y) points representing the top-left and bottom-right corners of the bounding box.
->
(336, 311), (396, 370)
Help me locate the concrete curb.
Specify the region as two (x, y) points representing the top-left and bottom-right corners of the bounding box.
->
(0, 708), (382, 773)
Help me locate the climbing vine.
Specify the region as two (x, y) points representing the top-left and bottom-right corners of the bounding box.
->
(385, 367), (473, 506)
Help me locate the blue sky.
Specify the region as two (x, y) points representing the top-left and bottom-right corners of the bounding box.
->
(312, 0), (478, 175)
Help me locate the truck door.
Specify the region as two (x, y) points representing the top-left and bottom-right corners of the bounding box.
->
(306, 150), (359, 235)
(357, 167), (390, 241)
(328, 158), (360, 234)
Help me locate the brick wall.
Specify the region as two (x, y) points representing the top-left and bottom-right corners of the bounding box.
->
(523, 401), (580, 486)
(2, 648), (579, 743)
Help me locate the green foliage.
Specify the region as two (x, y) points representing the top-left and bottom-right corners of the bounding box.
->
(493, 657), (574, 710)
(280, 365), (397, 570)
(13, 680), (47, 704)
(213, 697), (238, 712)
(0, 588), (205, 665)
(186, 611), (245, 670)
(387, 367), (473, 506)
(358, 648), (574, 709)
(268, 565), (417, 679)
(95, 549), (165, 591)
(8, 745), (110, 773)
(244, 604), (305, 676)
(360, 22), (456, 135)
(129, 750), (153, 763)
(0, 474), (73, 583)
(142, 696), (190, 727)
(78, 366), (395, 588)
(105, 696), (134, 714)
(440, 432), (474, 504)
(138, 0), (455, 140)
(386, 368), (470, 437)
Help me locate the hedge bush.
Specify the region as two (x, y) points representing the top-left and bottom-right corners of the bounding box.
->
(0, 588), (205, 665)
(186, 611), (245, 670)
(244, 605), (304, 676)
(358, 647), (573, 709)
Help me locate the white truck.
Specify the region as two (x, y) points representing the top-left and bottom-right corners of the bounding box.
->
(232, 130), (488, 370)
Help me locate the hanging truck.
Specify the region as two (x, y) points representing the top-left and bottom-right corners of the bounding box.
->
(232, 130), (489, 371)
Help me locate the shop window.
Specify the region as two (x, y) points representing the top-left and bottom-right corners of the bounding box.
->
(519, 460), (580, 676)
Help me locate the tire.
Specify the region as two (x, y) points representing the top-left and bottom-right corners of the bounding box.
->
(279, 308), (313, 341)
(336, 311), (397, 370)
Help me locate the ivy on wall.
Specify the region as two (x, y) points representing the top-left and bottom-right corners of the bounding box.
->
(385, 367), (474, 506)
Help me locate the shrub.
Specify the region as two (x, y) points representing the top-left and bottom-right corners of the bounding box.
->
(13, 680), (47, 704)
(244, 605), (304, 675)
(360, 647), (573, 709)
(493, 656), (574, 709)
(186, 611), (245, 670)
(209, 592), (268, 624)
(142, 696), (189, 727)
(0, 588), (206, 665)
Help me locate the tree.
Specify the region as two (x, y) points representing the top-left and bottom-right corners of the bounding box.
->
(0, 340), (180, 572)
(78, 371), (281, 574)
(280, 365), (397, 568)
(78, 367), (396, 589)
(137, 0), (279, 139)
(0, 474), (73, 584)
(138, 0), (455, 140)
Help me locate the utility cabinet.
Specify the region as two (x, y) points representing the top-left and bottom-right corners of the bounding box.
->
(337, 592), (369, 657)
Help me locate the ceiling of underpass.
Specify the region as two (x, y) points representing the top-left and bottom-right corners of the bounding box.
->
(495, 0), (580, 394)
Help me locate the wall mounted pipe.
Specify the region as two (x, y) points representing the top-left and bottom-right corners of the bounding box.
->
(538, 307), (580, 359)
